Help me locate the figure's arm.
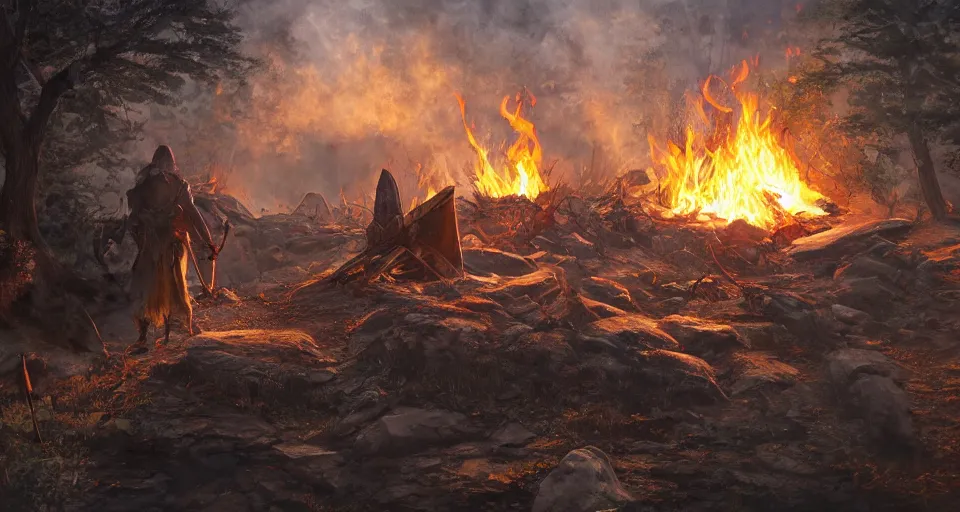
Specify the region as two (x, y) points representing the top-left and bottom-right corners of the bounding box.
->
(178, 182), (217, 253)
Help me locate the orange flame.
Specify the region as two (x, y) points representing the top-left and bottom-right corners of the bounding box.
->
(408, 163), (441, 210)
(456, 93), (548, 200)
(648, 60), (827, 230)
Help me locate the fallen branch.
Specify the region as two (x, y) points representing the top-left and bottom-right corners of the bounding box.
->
(708, 243), (746, 293)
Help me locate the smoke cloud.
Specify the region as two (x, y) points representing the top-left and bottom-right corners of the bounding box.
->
(137, 0), (798, 213)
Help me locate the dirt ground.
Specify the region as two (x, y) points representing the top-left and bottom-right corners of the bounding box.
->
(2, 202), (960, 512)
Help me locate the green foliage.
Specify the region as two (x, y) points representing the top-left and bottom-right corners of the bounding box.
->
(4, 0), (256, 170)
(1, 0), (257, 271)
(801, 0), (960, 139)
(0, 229), (34, 316)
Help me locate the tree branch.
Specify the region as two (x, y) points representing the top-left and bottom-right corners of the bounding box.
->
(26, 60), (80, 144)
(12, 0), (36, 60)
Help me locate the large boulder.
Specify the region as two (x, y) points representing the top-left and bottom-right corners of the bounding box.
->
(656, 315), (745, 358)
(728, 352), (801, 396)
(833, 277), (900, 315)
(154, 330), (337, 400)
(506, 330), (577, 375)
(825, 349), (914, 447)
(787, 218), (912, 260)
(825, 349), (908, 387)
(578, 277), (638, 312)
(731, 322), (789, 350)
(581, 315), (680, 351)
(532, 446), (634, 512)
(634, 350), (728, 405)
(272, 444), (347, 492)
(490, 423), (536, 447)
(354, 407), (477, 456)
(847, 375), (915, 447)
(831, 304), (872, 325)
(292, 192), (333, 221)
(462, 247), (538, 277)
(348, 302), (491, 361)
(480, 268), (565, 305)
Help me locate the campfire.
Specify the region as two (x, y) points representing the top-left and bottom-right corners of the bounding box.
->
(456, 91), (548, 200)
(648, 60), (828, 231)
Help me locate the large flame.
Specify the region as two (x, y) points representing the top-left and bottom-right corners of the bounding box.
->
(648, 60), (826, 230)
(456, 93), (548, 200)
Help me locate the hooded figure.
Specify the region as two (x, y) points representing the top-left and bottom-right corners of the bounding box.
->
(126, 145), (217, 349)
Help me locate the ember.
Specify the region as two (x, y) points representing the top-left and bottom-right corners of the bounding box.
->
(456, 92), (548, 200)
(648, 60), (827, 230)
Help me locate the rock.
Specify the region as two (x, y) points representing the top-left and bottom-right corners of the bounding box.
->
(350, 306), (491, 371)
(754, 444), (816, 475)
(848, 375), (915, 446)
(658, 296), (686, 310)
(292, 192), (332, 220)
(834, 276), (900, 314)
(503, 295), (541, 317)
(112, 418), (133, 433)
(579, 353), (632, 382)
(635, 350), (728, 405)
(273, 444), (346, 492)
(161, 330), (338, 399)
(354, 407), (476, 456)
(462, 247), (538, 277)
(760, 291), (815, 319)
(142, 412), (276, 446)
(579, 296), (627, 318)
(581, 315), (680, 351)
(731, 322), (789, 350)
(620, 168), (657, 194)
(579, 277), (637, 312)
(461, 234), (483, 248)
(721, 219), (769, 243)
(257, 245), (287, 272)
(508, 331), (577, 374)
(771, 222), (808, 246)
(826, 349), (908, 386)
(502, 323), (535, 342)
(834, 255), (901, 282)
(787, 218), (912, 260)
(656, 315), (745, 358)
(490, 423), (536, 447)
(651, 234), (683, 256)
(481, 268), (565, 306)
(532, 446), (634, 512)
(729, 352), (801, 395)
(273, 443), (338, 459)
(831, 304), (871, 325)
(562, 233), (600, 260)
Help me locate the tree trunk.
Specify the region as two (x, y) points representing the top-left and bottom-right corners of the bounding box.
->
(0, 133), (63, 278)
(1, 147), (40, 241)
(906, 124), (949, 221)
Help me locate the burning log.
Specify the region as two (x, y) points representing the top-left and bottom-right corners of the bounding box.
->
(326, 170), (463, 284)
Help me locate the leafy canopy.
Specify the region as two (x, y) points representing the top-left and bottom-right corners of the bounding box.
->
(1, 0), (256, 170)
(801, 0), (960, 139)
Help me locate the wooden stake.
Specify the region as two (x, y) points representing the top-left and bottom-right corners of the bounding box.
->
(21, 354), (42, 444)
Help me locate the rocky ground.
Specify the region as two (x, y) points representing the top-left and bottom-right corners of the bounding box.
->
(2, 190), (960, 512)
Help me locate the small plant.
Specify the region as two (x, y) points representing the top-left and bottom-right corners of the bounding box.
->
(0, 230), (36, 318)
